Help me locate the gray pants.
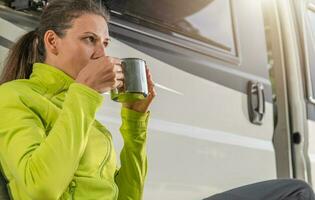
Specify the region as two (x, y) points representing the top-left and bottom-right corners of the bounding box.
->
(204, 179), (315, 200)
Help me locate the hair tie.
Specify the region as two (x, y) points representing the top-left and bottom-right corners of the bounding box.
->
(33, 27), (39, 37)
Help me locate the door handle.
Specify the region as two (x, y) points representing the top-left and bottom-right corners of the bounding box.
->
(247, 81), (265, 125)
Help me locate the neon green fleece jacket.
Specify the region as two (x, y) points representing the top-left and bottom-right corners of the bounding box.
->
(0, 63), (149, 200)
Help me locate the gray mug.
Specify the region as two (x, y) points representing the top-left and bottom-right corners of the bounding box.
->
(110, 58), (148, 102)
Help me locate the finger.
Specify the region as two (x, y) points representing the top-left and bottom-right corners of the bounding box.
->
(119, 81), (124, 88)
(146, 75), (155, 95)
(149, 86), (156, 97)
(147, 80), (156, 97)
(114, 80), (124, 89)
(148, 75), (154, 85)
(146, 90), (156, 103)
(149, 84), (156, 95)
(114, 64), (123, 73)
(148, 81), (154, 93)
(145, 66), (157, 99)
(107, 56), (122, 65)
(115, 71), (124, 81)
(146, 66), (150, 76)
(147, 74), (155, 89)
(145, 66), (154, 83)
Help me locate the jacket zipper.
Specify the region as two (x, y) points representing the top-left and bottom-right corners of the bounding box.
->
(94, 121), (113, 178)
(99, 133), (112, 178)
(69, 180), (76, 200)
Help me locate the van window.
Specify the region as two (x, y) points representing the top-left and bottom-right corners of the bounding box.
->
(307, 4), (315, 96)
(308, 7), (315, 40)
(109, 0), (236, 54)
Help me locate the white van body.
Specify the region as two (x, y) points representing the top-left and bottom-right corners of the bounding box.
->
(0, 0), (314, 199)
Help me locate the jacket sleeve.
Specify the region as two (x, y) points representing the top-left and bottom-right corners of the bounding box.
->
(115, 107), (149, 200)
(0, 83), (103, 200)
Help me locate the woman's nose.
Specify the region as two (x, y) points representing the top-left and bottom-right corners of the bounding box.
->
(93, 43), (106, 58)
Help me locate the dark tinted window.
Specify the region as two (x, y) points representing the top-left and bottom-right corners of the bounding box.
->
(307, 4), (315, 95)
(109, 0), (235, 53)
(308, 7), (315, 37)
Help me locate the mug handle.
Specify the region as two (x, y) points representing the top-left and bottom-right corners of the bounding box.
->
(120, 61), (126, 92)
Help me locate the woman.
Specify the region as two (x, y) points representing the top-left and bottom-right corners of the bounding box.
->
(0, 0), (155, 199)
(0, 0), (315, 200)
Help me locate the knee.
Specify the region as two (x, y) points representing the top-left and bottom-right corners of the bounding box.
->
(292, 179), (312, 190)
(290, 179), (314, 199)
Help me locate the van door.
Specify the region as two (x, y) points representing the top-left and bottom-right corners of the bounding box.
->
(100, 0), (278, 199)
(284, 0), (315, 185)
(304, 0), (315, 187)
(0, 0), (279, 199)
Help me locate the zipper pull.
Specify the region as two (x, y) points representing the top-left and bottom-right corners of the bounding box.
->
(69, 180), (76, 199)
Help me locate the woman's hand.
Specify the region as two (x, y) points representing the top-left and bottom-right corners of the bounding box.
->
(75, 56), (124, 93)
(122, 67), (156, 113)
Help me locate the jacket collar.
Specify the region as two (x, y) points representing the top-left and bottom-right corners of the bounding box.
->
(29, 63), (75, 96)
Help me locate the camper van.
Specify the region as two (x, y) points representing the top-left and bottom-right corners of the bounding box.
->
(0, 0), (315, 199)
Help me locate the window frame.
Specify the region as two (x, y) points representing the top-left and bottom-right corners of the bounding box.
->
(108, 0), (241, 65)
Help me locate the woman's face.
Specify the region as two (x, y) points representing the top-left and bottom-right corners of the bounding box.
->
(48, 14), (110, 79)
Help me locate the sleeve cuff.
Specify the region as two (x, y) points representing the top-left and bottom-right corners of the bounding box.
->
(121, 107), (150, 122)
(120, 107), (150, 145)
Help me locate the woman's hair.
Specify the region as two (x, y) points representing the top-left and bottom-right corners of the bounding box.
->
(0, 0), (109, 84)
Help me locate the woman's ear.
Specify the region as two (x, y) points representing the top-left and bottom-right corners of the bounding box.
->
(44, 30), (59, 56)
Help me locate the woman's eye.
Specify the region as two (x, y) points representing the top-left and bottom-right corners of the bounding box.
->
(86, 36), (96, 43)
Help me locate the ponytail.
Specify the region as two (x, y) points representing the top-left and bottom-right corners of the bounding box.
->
(0, 29), (39, 84)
